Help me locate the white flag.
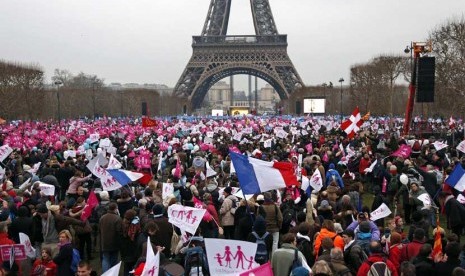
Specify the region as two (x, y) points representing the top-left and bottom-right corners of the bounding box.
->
(141, 237), (160, 276)
(38, 183), (55, 196)
(102, 261), (122, 276)
(309, 168), (323, 192)
(457, 194), (465, 204)
(370, 203), (392, 221)
(107, 154), (122, 170)
(233, 132), (243, 142)
(206, 160), (217, 178)
(433, 141), (448, 151)
(162, 183), (174, 199)
(417, 193), (432, 207)
(205, 238), (258, 276)
(364, 160), (377, 173)
(168, 205), (206, 234)
(19, 233), (35, 259)
(263, 139), (272, 148)
(0, 145), (13, 162)
(457, 141), (465, 154)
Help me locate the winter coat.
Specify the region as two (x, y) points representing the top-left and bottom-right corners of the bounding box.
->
(260, 203), (282, 233)
(53, 242), (74, 276)
(99, 210), (123, 252)
(66, 176), (90, 195)
(32, 258), (57, 276)
(388, 243), (403, 275)
(400, 240), (424, 263)
(329, 259), (352, 276)
(219, 194), (237, 226)
(444, 195), (465, 229)
(271, 243), (310, 276)
(412, 255), (434, 276)
(344, 242), (365, 275)
(313, 228), (344, 256)
(356, 254), (398, 276)
(346, 220), (381, 241)
(152, 216), (173, 257)
(434, 258), (461, 276)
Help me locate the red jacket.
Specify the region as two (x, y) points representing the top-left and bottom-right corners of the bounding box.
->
(32, 258), (57, 276)
(400, 240), (424, 263)
(359, 158), (371, 175)
(357, 254), (398, 276)
(388, 243), (403, 275)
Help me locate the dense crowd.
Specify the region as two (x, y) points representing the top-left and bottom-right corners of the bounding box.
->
(0, 115), (464, 276)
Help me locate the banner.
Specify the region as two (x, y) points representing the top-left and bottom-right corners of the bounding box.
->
(92, 162), (121, 191)
(19, 233), (35, 259)
(205, 238), (258, 276)
(168, 205), (206, 234)
(107, 154), (122, 170)
(263, 139), (272, 148)
(370, 203), (391, 221)
(0, 245), (26, 261)
(89, 133), (100, 144)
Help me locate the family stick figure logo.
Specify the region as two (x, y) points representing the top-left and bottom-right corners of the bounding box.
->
(214, 246), (255, 270)
(170, 209), (199, 225)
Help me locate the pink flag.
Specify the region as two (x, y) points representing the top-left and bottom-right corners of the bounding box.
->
(81, 190), (98, 221)
(193, 196), (212, 222)
(322, 152), (329, 162)
(239, 262), (273, 276)
(391, 144), (412, 159)
(305, 143), (313, 154)
(173, 158), (181, 179)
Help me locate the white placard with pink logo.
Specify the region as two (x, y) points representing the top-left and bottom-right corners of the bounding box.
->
(370, 203), (392, 221)
(168, 205), (206, 235)
(205, 238), (258, 276)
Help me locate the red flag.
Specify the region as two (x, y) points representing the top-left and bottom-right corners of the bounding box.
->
(142, 117), (157, 128)
(432, 218), (442, 258)
(449, 116), (456, 129)
(239, 262), (274, 276)
(340, 107), (363, 139)
(193, 196), (213, 222)
(81, 190), (98, 221)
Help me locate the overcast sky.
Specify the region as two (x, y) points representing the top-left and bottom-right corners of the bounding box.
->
(1, 0), (463, 91)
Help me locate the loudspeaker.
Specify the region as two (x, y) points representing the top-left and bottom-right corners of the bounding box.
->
(416, 57), (435, 103)
(141, 102), (147, 115)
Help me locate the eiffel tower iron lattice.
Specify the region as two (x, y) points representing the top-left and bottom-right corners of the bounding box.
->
(173, 0), (304, 110)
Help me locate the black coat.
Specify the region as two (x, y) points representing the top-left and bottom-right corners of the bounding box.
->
(444, 197), (465, 229)
(53, 243), (74, 276)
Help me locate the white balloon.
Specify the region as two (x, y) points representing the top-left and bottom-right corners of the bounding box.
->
(400, 174), (409, 185)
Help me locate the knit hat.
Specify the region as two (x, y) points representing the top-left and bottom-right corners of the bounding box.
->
(291, 266), (310, 276)
(99, 191), (110, 201)
(224, 186), (232, 195)
(334, 223), (344, 234)
(319, 200), (330, 210)
(36, 203), (48, 214)
(359, 221), (371, 233)
(152, 204), (164, 218)
(253, 216), (267, 234)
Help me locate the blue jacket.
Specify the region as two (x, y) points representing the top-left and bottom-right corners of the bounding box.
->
(325, 164), (344, 189)
(347, 220), (380, 241)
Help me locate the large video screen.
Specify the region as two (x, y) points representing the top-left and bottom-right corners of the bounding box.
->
(303, 98), (326, 114)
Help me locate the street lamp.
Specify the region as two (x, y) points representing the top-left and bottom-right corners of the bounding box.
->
(338, 78), (344, 121)
(54, 81), (62, 121)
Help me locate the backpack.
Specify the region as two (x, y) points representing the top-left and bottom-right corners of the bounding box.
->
(296, 237), (311, 257)
(180, 184), (193, 202)
(288, 249), (302, 275)
(367, 258), (392, 276)
(229, 197), (238, 215)
(252, 231), (269, 264)
(281, 208), (296, 233)
(356, 239), (371, 257)
(184, 246), (209, 276)
(71, 248), (81, 273)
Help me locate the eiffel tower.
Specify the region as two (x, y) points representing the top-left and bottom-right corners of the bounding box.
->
(173, 0), (304, 110)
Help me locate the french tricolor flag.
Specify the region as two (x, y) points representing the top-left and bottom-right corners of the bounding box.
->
(445, 164), (465, 192)
(106, 169), (144, 186)
(229, 151), (298, 195)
